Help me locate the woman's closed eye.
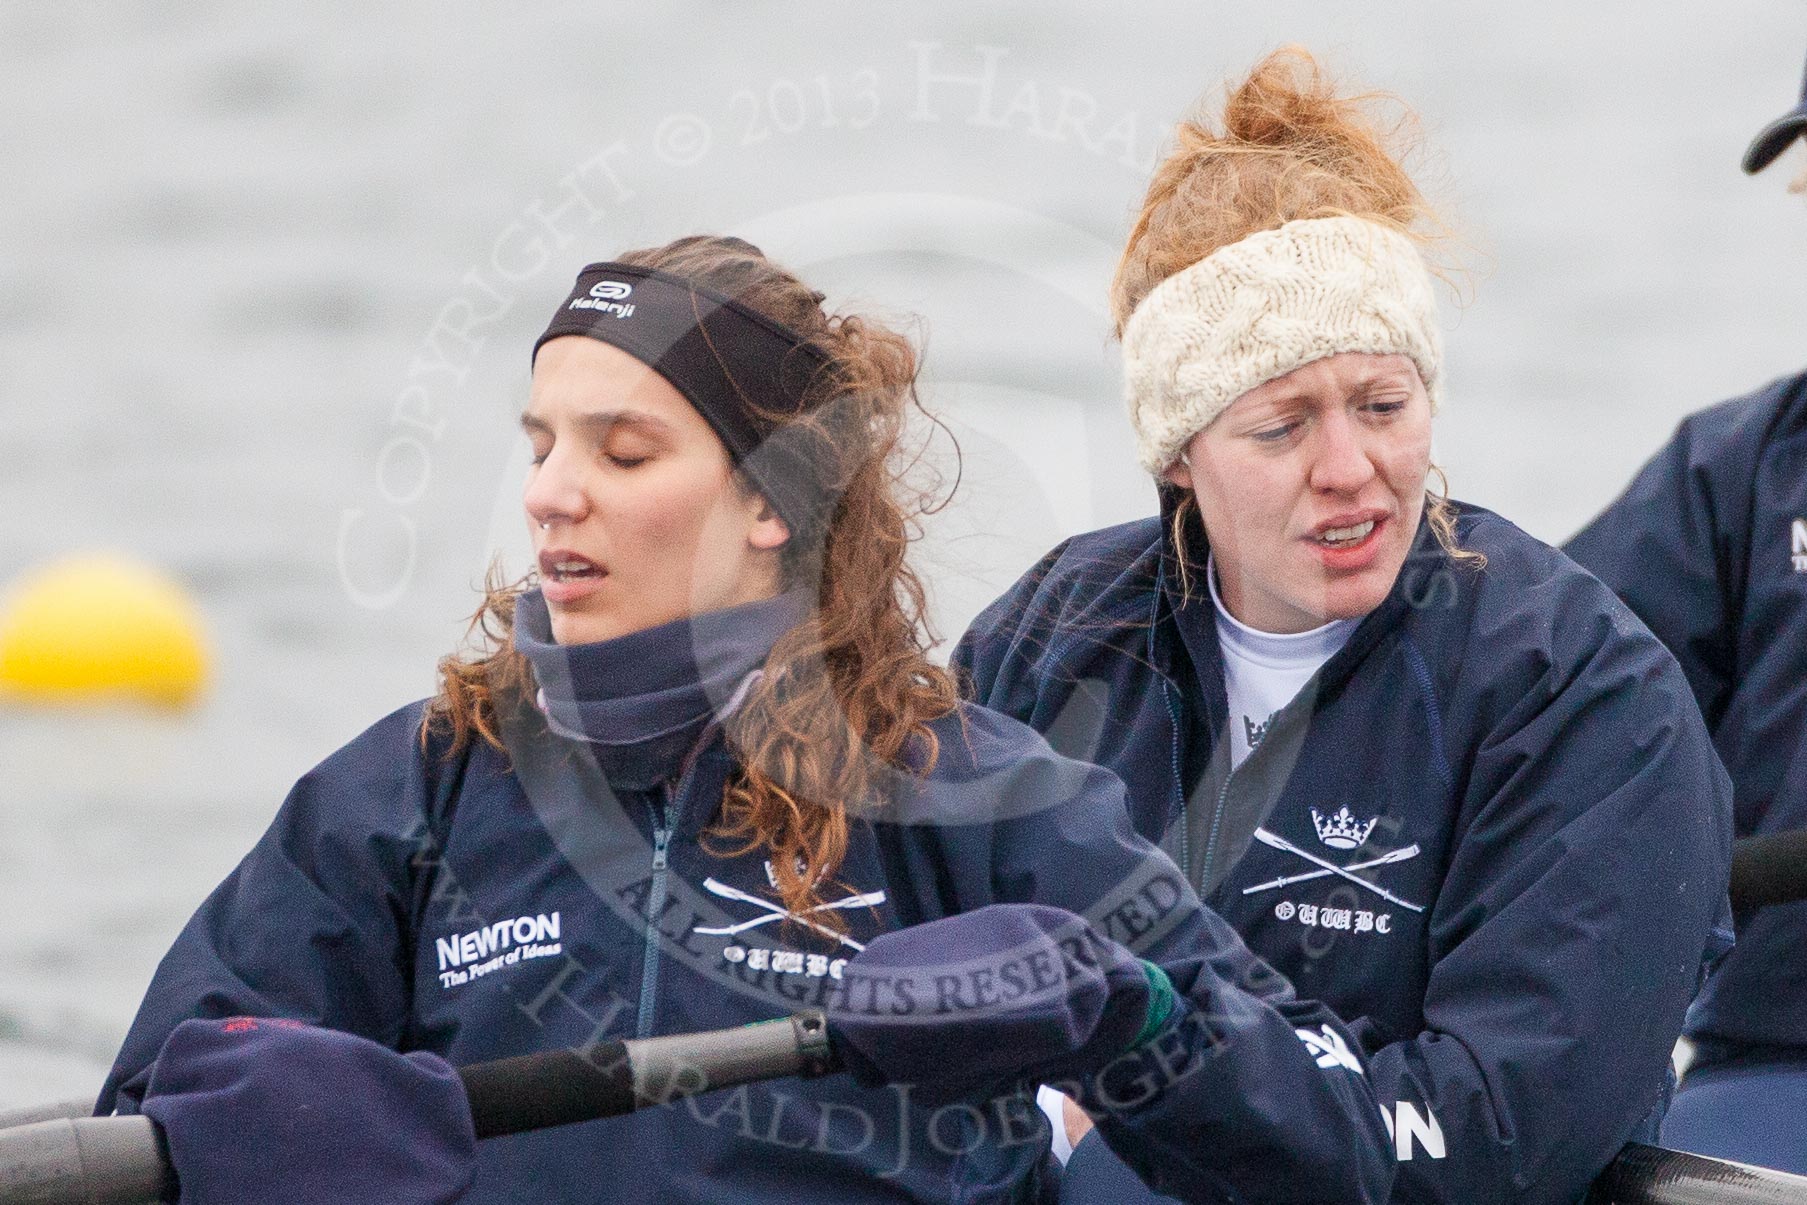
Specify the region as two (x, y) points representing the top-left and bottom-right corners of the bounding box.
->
(601, 435), (657, 469)
(523, 438), (654, 469)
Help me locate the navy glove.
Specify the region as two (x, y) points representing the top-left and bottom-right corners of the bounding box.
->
(140, 1017), (475, 1205)
(829, 904), (1177, 1103)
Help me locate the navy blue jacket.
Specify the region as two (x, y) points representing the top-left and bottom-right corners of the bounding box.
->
(98, 692), (1392, 1203)
(955, 499), (1733, 1204)
(1567, 371), (1807, 1054)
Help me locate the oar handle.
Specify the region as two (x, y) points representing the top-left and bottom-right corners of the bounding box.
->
(0, 1115), (174, 1205)
(1598, 1141), (1807, 1204)
(0, 1010), (838, 1205)
(462, 1008), (835, 1139)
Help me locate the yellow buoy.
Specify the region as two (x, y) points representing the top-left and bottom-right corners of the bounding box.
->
(0, 554), (210, 708)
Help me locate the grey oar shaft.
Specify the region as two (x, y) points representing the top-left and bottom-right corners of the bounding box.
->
(628, 1010), (835, 1106)
(0, 1106), (89, 1134)
(0, 1116), (173, 1205)
(0, 1009), (838, 1203)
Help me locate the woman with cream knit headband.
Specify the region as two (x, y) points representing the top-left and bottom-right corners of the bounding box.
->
(957, 49), (1733, 1203)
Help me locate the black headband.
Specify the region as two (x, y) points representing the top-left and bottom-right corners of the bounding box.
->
(534, 262), (834, 533)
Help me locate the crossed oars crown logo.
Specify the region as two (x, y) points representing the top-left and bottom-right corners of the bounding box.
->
(1311, 805), (1377, 851)
(1244, 807), (1427, 914)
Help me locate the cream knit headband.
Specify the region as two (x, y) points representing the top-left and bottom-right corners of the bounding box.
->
(1121, 215), (1442, 475)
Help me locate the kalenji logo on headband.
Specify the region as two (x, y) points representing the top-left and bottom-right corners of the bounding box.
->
(567, 279), (635, 318)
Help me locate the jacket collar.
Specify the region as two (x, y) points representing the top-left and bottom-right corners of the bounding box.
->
(513, 587), (811, 793)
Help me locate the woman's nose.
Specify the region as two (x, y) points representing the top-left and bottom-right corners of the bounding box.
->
(523, 447), (589, 529)
(1308, 412), (1377, 493)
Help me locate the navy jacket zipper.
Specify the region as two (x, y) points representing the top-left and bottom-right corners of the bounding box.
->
(635, 783), (677, 1039)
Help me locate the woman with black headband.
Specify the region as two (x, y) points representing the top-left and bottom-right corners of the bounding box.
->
(95, 236), (1393, 1204)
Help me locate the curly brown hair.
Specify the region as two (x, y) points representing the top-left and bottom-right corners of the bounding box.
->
(424, 235), (961, 924)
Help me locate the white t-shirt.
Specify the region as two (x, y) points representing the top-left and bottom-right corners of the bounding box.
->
(1208, 555), (1357, 768)
(1038, 1084), (1076, 1164)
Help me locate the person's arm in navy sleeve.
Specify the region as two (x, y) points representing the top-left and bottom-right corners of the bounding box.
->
(908, 710), (1396, 1205)
(97, 704), (438, 1115)
(951, 542), (1081, 730)
(1345, 610), (1732, 1202)
(1564, 401), (1763, 727)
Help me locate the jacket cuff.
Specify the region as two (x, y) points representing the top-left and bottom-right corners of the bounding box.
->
(1060, 1127), (1181, 1202)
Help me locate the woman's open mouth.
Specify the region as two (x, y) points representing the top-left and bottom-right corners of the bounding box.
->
(1308, 515), (1387, 570)
(1316, 519), (1375, 548)
(539, 550), (608, 602)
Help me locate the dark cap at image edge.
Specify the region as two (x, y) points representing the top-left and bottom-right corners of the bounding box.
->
(1742, 51), (1807, 174)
